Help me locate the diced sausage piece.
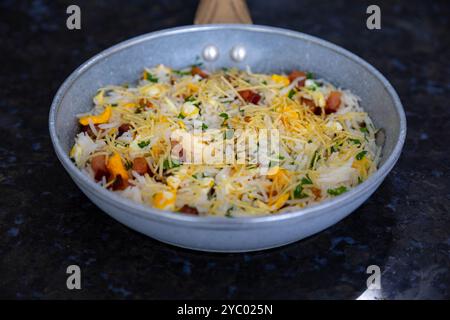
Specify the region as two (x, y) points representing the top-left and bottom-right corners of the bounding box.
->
(238, 90), (261, 104)
(132, 157), (149, 175)
(179, 205), (199, 215)
(300, 97), (315, 108)
(191, 66), (209, 78)
(300, 98), (322, 115)
(288, 70), (307, 87)
(81, 124), (100, 138)
(91, 155), (108, 181)
(111, 175), (129, 191)
(138, 98), (153, 108)
(311, 187), (322, 200)
(118, 123), (131, 136)
(325, 91), (342, 114)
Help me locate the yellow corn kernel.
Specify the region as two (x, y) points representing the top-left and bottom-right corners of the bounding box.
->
(153, 190), (176, 210)
(79, 106), (112, 126)
(269, 193), (290, 211)
(151, 144), (164, 157)
(188, 83), (199, 93)
(352, 157), (371, 180)
(107, 152), (129, 181)
(271, 74), (290, 86)
(267, 166), (281, 177)
(123, 102), (136, 108)
(282, 105), (299, 120)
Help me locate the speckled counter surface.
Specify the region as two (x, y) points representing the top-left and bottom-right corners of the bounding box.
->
(0, 0), (448, 299)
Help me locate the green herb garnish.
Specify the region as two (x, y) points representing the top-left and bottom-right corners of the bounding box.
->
(360, 127), (369, 134)
(356, 150), (367, 160)
(137, 140), (150, 148)
(327, 186), (348, 196)
(124, 160), (133, 170)
(288, 89), (295, 100)
(219, 113), (229, 120)
(144, 72), (158, 83)
(173, 69), (191, 76)
(163, 158), (180, 170)
(293, 185), (308, 199)
(301, 175), (313, 185)
(349, 138), (361, 145)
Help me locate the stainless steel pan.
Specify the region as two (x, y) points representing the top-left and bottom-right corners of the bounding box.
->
(49, 0), (406, 252)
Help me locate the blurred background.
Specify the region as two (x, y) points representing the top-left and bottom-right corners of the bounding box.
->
(0, 0), (449, 299)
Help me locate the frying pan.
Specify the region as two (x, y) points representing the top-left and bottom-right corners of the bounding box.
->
(49, 0), (406, 252)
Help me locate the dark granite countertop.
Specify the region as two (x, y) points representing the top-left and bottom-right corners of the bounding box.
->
(0, 0), (449, 299)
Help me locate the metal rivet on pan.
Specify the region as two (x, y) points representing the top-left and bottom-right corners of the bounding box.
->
(230, 45), (246, 62)
(202, 45), (219, 62)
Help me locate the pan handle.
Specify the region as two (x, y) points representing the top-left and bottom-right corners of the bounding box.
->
(194, 0), (252, 24)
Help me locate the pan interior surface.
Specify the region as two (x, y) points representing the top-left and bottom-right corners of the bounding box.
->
(50, 25), (406, 224)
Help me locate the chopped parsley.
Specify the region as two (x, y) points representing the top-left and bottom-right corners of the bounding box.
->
(293, 174), (313, 199)
(301, 175), (313, 185)
(306, 72), (314, 79)
(360, 127), (369, 134)
(219, 112), (229, 120)
(201, 123), (208, 131)
(293, 185), (308, 199)
(144, 71), (158, 83)
(327, 186), (348, 196)
(288, 89), (296, 100)
(163, 158), (180, 170)
(356, 150), (367, 160)
(137, 140), (150, 148)
(173, 69), (191, 76)
(124, 160), (133, 170)
(349, 138), (361, 145)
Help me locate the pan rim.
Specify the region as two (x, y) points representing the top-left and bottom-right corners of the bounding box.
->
(49, 24), (407, 227)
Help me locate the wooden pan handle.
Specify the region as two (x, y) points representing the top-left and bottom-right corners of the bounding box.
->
(194, 0), (252, 24)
